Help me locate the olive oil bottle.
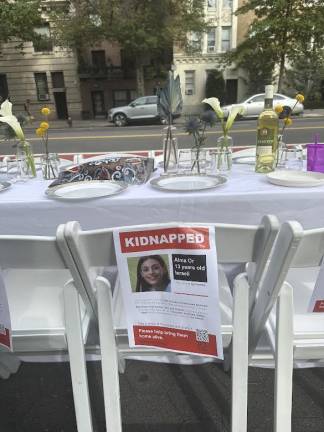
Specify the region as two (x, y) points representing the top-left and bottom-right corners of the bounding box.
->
(255, 85), (279, 173)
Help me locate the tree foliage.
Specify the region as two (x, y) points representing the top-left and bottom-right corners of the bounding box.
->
(0, 0), (42, 44)
(51, 0), (209, 95)
(224, 0), (324, 93)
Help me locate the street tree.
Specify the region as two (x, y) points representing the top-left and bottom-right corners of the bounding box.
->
(51, 0), (208, 96)
(224, 0), (324, 93)
(0, 0), (42, 45)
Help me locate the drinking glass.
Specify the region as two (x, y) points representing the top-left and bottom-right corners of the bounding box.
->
(178, 149), (192, 174)
(307, 144), (324, 173)
(5, 155), (28, 182)
(278, 146), (303, 171)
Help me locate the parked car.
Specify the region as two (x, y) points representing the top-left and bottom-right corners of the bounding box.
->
(108, 95), (180, 126)
(221, 93), (304, 119)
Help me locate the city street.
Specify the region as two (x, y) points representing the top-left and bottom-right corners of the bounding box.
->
(3, 115), (321, 156)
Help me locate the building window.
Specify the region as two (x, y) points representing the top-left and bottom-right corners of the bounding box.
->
(51, 72), (65, 89)
(34, 73), (49, 101)
(207, 0), (217, 8)
(91, 50), (106, 69)
(33, 23), (53, 52)
(207, 28), (216, 52)
(112, 90), (137, 107)
(221, 27), (231, 52)
(189, 32), (202, 51)
(185, 70), (195, 95)
(223, 0), (232, 7)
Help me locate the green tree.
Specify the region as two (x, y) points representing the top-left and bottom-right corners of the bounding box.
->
(224, 0), (324, 93)
(51, 0), (208, 96)
(0, 0), (42, 45)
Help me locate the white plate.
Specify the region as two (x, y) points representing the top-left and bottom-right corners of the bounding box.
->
(0, 181), (11, 192)
(232, 148), (255, 164)
(150, 174), (227, 192)
(46, 180), (127, 200)
(267, 170), (324, 187)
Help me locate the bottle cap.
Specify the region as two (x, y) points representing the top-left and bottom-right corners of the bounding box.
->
(265, 85), (274, 99)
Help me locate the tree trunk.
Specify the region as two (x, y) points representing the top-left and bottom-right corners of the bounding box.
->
(277, 53), (285, 93)
(135, 60), (145, 96)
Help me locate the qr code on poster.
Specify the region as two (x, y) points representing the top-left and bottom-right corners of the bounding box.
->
(195, 329), (209, 343)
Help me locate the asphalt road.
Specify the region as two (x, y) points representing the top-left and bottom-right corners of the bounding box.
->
(2, 116), (321, 156)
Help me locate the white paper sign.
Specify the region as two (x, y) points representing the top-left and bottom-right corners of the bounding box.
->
(113, 224), (223, 359)
(308, 263), (324, 313)
(0, 273), (12, 351)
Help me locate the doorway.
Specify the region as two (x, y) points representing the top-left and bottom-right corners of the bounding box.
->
(91, 91), (106, 117)
(225, 79), (238, 104)
(54, 92), (68, 119)
(0, 74), (8, 102)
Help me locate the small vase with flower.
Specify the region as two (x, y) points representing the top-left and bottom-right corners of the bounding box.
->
(36, 107), (59, 180)
(202, 97), (243, 173)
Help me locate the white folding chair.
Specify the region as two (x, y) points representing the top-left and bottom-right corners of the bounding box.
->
(0, 229), (97, 432)
(246, 221), (324, 432)
(58, 215), (279, 432)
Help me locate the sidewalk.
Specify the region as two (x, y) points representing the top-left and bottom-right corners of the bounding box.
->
(23, 109), (324, 131)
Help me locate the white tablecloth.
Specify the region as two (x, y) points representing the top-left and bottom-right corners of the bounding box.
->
(1, 164), (323, 236)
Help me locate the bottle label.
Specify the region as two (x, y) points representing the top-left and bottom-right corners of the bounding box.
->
(257, 127), (275, 146)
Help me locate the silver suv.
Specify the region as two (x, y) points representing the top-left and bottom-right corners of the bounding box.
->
(108, 95), (181, 126)
(108, 95), (161, 126)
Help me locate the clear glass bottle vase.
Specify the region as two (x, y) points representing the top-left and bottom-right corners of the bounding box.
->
(191, 148), (207, 175)
(214, 135), (233, 173)
(162, 125), (178, 174)
(16, 141), (37, 179)
(41, 153), (60, 180)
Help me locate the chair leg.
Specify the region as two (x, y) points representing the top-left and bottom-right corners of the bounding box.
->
(0, 352), (21, 378)
(274, 282), (293, 432)
(64, 281), (94, 432)
(96, 276), (123, 432)
(231, 274), (249, 432)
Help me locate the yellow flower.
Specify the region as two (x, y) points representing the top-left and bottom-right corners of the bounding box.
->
(40, 121), (49, 130)
(295, 94), (304, 103)
(275, 105), (284, 114)
(41, 107), (51, 116)
(284, 117), (293, 126)
(36, 127), (45, 137)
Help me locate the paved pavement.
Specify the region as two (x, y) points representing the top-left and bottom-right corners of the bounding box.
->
(23, 109), (324, 131)
(0, 359), (323, 431)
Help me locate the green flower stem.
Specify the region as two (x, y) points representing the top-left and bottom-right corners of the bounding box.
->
(20, 141), (36, 177)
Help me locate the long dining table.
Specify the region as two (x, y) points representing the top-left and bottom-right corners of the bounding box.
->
(0, 161), (323, 236)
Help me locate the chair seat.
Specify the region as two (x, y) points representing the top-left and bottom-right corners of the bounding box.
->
(4, 269), (89, 352)
(253, 267), (324, 367)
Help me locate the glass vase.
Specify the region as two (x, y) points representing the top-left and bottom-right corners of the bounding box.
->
(276, 134), (288, 168)
(17, 141), (36, 179)
(41, 153), (60, 180)
(191, 148), (207, 175)
(163, 125), (178, 174)
(215, 135), (233, 173)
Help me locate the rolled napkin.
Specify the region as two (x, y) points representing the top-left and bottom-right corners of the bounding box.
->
(48, 155), (154, 188)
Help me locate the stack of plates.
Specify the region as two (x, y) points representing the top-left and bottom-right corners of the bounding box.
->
(267, 170), (324, 187)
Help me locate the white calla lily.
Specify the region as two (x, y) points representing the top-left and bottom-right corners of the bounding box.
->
(0, 99), (25, 141)
(202, 97), (224, 119)
(224, 105), (244, 135)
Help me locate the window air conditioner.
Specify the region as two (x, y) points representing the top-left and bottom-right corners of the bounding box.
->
(39, 93), (49, 101)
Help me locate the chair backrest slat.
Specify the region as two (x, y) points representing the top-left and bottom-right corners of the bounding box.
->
(249, 221), (304, 353)
(0, 236), (65, 269)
